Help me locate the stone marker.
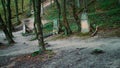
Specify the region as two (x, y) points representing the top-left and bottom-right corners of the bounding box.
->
(81, 12), (90, 33)
(23, 22), (26, 33)
(53, 19), (59, 35)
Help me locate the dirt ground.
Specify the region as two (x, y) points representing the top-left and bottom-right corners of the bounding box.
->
(0, 28), (120, 68)
(0, 1), (120, 66)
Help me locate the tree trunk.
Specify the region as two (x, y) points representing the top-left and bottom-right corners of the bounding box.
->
(54, 0), (63, 33)
(35, 0), (46, 51)
(1, 0), (7, 24)
(77, 0), (80, 8)
(14, 0), (20, 24)
(71, 0), (81, 31)
(63, 0), (72, 35)
(32, 0), (38, 39)
(0, 15), (15, 44)
(21, 0), (24, 13)
(6, 0), (14, 37)
(29, 0), (32, 13)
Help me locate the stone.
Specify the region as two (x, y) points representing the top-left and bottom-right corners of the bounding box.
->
(53, 19), (59, 35)
(23, 22), (26, 33)
(81, 12), (90, 33)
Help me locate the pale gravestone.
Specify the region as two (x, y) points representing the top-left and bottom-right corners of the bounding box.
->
(81, 12), (90, 33)
(41, 4), (44, 15)
(23, 22), (26, 33)
(53, 19), (59, 35)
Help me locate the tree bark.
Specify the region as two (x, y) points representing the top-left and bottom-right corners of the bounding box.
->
(35, 0), (46, 51)
(54, 0), (63, 33)
(32, 0), (38, 39)
(21, 0), (24, 13)
(14, 0), (20, 24)
(6, 0), (14, 37)
(1, 0), (7, 24)
(71, 0), (81, 31)
(63, 0), (72, 35)
(0, 14), (15, 44)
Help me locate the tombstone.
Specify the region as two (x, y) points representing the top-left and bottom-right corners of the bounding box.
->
(81, 12), (90, 33)
(23, 22), (26, 33)
(53, 19), (59, 35)
(41, 4), (44, 15)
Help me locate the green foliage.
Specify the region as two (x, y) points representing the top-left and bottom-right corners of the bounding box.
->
(43, 4), (58, 20)
(89, 8), (120, 28)
(0, 0), (30, 24)
(31, 50), (54, 57)
(69, 22), (78, 32)
(97, 0), (120, 10)
(31, 50), (41, 57)
(30, 37), (37, 41)
(91, 49), (105, 55)
(21, 32), (34, 36)
(43, 22), (53, 34)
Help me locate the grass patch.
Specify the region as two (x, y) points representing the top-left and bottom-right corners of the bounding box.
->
(31, 50), (55, 57)
(43, 22), (53, 34)
(91, 49), (105, 55)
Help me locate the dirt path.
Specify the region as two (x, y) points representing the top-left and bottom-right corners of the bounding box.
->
(19, 0), (54, 31)
(0, 0), (54, 57)
(1, 34), (120, 68)
(0, 0), (120, 67)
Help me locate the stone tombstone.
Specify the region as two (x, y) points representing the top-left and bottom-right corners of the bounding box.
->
(53, 19), (59, 34)
(81, 12), (90, 33)
(23, 22), (26, 33)
(41, 4), (44, 15)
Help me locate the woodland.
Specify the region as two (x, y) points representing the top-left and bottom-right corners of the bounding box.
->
(0, 0), (120, 68)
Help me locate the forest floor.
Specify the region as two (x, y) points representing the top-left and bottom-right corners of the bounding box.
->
(0, 0), (120, 68)
(0, 27), (120, 68)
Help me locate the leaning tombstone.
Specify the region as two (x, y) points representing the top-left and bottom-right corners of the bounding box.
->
(53, 19), (59, 35)
(81, 12), (90, 33)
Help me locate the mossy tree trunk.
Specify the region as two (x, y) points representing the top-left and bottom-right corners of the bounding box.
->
(29, 0), (32, 15)
(14, 0), (20, 24)
(35, 0), (46, 51)
(32, 0), (38, 39)
(21, 0), (24, 13)
(63, 0), (72, 35)
(71, 0), (81, 31)
(54, 0), (63, 33)
(1, 0), (7, 24)
(0, 14), (15, 44)
(6, 0), (14, 37)
(77, 0), (80, 8)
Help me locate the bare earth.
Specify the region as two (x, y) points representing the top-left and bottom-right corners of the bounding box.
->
(0, 29), (120, 68)
(0, 1), (120, 67)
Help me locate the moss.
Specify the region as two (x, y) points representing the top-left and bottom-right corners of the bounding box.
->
(91, 49), (105, 55)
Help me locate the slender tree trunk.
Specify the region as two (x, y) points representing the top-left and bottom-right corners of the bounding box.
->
(29, 0), (32, 13)
(63, 0), (72, 35)
(1, 0), (7, 24)
(54, 0), (63, 33)
(77, 0), (80, 8)
(32, 0), (38, 39)
(50, 0), (52, 7)
(0, 14), (15, 44)
(35, 0), (46, 51)
(71, 0), (81, 31)
(21, 0), (24, 13)
(6, 0), (14, 37)
(14, 0), (20, 24)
